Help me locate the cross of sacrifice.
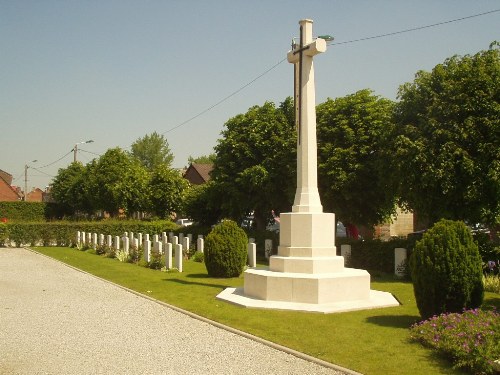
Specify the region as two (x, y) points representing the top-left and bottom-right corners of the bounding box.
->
(287, 19), (328, 213)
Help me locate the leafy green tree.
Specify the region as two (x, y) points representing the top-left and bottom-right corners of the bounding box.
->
(211, 100), (296, 229)
(316, 89), (397, 227)
(130, 131), (174, 170)
(393, 45), (500, 227)
(51, 162), (92, 216)
(85, 148), (149, 216)
(148, 165), (188, 219)
(188, 153), (216, 165)
(183, 182), (223, 226)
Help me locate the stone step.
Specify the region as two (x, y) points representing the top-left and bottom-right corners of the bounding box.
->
(269, 255), (344, 273)
(243, 267), (371, 304)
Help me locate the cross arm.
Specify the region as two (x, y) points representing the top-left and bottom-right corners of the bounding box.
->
(287, 37), (327, 64)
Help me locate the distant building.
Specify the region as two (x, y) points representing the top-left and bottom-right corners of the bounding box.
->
(183, 163), (213, 185)
(0, 169), (21, 202)
(26, 187), (44, 202)
(373, 207), (414, 240)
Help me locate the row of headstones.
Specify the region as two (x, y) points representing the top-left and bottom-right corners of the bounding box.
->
(76, 231), (206, 272)
(340, 244), (408, 277)
(76, 231), (275, 271)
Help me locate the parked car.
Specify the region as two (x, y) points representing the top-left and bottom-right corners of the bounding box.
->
(176, 218), (193, 227)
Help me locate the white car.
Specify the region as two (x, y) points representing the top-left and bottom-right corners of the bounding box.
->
(176, 218), (193, 227)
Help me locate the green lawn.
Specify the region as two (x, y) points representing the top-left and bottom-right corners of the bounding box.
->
(33, 247), (500, 375)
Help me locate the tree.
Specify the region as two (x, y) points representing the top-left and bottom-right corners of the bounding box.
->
(183, 181), (223, 226)
(51, 162), (92, 216)
(316, 89), (397, 228)
(188, 153), (216, 165)
(211, 100), (296, 229)
(130, 131), (174, 170)
(393, 45), (500, 226)
(85, 148), (149, 216)
(148, 165), (188, 219)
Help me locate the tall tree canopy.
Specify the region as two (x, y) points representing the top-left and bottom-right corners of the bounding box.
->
(148, 165), (188, 219)
(188, 153), (216, 165)
(84, 148), (149, 216)
(316, 89), (397, 227)
(211, 99), (296, 229)
(51, 162), (91, 216)
(393, 45), (500, 226)
(130, 131), (174, 170)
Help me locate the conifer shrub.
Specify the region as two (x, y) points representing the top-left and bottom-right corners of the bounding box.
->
(204, 220), (248, 277)
(410, 219), (484, 320)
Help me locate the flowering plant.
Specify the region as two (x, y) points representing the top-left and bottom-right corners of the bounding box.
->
(410, 309), (500, 374)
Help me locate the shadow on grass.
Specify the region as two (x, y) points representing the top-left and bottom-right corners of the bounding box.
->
(483, 295), (500, 309)
(162, 277), (229, 290)
(366, 314), (421, 328)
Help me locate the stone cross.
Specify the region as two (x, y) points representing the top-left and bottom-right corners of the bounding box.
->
(287, 19), (327, 213)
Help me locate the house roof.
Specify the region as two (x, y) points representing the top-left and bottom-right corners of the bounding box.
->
(0, 171), (21, 201)
(183, 163), (214, 185)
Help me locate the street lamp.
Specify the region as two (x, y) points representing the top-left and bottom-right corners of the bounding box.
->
(24, 159), (38, 201)
(73, 140), (94, 162)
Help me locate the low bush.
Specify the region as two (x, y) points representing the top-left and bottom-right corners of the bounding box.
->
(204, 220), (248, 277)
(484, 274), (500, 294)
(410, 309), (500, 374)
(410, 219), (484, 320)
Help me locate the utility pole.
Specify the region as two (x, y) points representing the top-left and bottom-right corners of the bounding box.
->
(73, 140), (94, 162)
(24, 160), (37, 201)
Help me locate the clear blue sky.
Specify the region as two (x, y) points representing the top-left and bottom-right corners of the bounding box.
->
(1, 1), (498, 190)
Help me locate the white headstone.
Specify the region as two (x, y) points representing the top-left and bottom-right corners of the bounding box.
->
(187, 234), (193, 243)
(99, 234), (105, 247)
(395, 248), (407, 277)
(264, 239), (273, 259)
(114, 236), (120, 251)
(198, 234), (204, 240)
(197, 238), (204, 254)
(92, 233), (98, 250)
(81, 231), (86, 245)
(182, 237), (190, 252)
(76, 231), (81, 246)
(87, 232), (92, 244)
(106, 235), (112, 248)
(144, 240), (151, 263)
(165, 243), (173, 269)
(154, 241), (162, 256)
(173, 236), (179, 246)
(123, 236), (130, 255)
(340, 244), (351, 266)
(138, 233), (143, 246)
(175, 244), (183, 272)
(153, 234), (159, 243)
(248, 243), (257, 268)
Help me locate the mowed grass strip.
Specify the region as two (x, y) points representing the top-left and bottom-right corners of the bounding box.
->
(34, 246), (498, 375)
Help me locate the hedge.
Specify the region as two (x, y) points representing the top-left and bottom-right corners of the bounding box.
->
(1, 220), (179, 247)
(0, 201), (50, 222)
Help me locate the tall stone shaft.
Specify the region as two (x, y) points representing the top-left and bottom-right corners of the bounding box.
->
(287, 19), (326, 213)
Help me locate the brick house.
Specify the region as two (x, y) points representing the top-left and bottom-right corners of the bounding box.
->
(0, 169), (21, 202)
(183, 163), (213, 185)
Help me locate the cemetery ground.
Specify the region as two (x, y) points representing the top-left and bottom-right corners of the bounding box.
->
(34, 246), (499, 375)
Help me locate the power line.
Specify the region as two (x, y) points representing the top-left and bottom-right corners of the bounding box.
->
(328, 9), (500, 46)
(30, 167), (55, 178)
(159, 9), (499, 135)
(36, 150), (73, 169)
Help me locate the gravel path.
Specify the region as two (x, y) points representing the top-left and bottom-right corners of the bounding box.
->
(0, 248), (351, 375)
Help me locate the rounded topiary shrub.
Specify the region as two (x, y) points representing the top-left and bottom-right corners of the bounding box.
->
(410, 219), (484, 320)
(204, 220), (248, 278)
